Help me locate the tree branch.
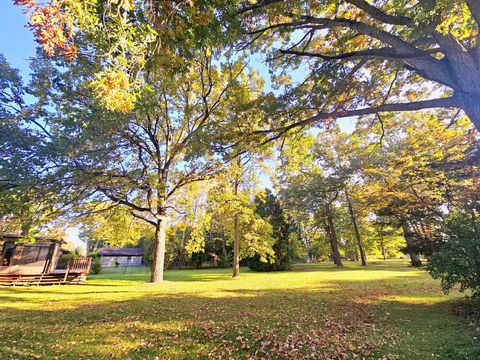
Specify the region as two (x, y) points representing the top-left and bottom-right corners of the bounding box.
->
(345, 0), (413, 26)
(256, 96), (458, 142)
(131, 211), (157, 226)
(280, 47), (439, 61)
(237, 0), (282, 14)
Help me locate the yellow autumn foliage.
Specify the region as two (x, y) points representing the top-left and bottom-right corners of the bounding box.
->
(90, 68), (137, 113)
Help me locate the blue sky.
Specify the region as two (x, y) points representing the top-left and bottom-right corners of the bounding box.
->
(0, 2), (36, 78)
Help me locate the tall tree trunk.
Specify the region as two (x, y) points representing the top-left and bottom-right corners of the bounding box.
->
(345, 188), (367, 266)
(232, 212), (240, 277)
(402, 221), (422, 267)
(150, 217), (167, 282)
(353, 237), (359, 262)
(221, 233), (228, 267)
(232, 178), (240, 278)
(325, 211), (343, 267)
(178, 225), (187, 267)
(379, 238), (387, 260)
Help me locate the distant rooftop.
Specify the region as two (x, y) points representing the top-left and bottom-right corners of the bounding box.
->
(98, 248), (144, 256)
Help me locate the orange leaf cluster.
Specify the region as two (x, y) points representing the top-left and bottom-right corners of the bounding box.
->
(15, 0), (77, 60)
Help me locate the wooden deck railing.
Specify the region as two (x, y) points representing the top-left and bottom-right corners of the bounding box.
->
(67, 257), (93, 274)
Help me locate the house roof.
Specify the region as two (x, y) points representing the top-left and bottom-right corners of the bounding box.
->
(98, 248), (144, 256)
(0, 233), (64, 243)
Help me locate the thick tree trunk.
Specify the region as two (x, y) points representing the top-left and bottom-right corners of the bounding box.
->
(345, 189), (367, 266)
(458, 93), (480, 132)
(326, 214), (343, 267)
(401, 222), (422, 267)
(150, 217), (167, 282)
(232, 212), (240, 277)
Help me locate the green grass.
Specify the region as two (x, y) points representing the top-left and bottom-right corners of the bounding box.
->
(0, 260), (478, 359)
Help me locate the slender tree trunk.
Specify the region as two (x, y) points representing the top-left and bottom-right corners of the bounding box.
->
(221, 234), (228, 268)
(401, 222), (422, 267)
(178, 226), (187, 267)
(232, 178), (240, 278)
(150, 217), (167, 282)
(232, 212), (240, 277)
(325, 210), (342, 267)
(379, 237), (387, 260)
(345, 188), (367, 266)
(352, 237), (359, 262)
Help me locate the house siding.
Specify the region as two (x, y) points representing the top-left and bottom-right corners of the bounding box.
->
(100, 255), (143, 267)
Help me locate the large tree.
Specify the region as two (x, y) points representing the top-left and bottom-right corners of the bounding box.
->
(0, 54), (62, 236)
(25, 49), (260, 282)
(205, 156), (275, 277)
(358, 113), (477, 266)
(240, 0), (480, 133)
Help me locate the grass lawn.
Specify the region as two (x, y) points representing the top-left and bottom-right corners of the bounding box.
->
(0, 260), (478, 359)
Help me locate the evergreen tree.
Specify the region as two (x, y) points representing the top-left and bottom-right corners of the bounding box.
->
(249, 189), (299, 271)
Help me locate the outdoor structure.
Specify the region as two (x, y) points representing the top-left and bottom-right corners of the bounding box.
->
(0, 234), (92, 285)
(98, 248), (144, 267)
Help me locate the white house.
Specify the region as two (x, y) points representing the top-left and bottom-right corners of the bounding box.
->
(98, 248), (144, 267)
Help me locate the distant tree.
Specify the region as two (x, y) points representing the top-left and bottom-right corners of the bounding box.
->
(168, 182), (211, 268)
(204, 161), (276, 277)
(78, 204), (152, 250)
(359, 114), (476, 266)
(279, 136), (344, 267)
(370, 215), (405, 260)
(249, 189), (299, 271)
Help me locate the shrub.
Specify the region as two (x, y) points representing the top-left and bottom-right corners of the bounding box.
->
(90, 255), (102, 274)
(426, 212), (480, 297)
(58, 253), (76, 268)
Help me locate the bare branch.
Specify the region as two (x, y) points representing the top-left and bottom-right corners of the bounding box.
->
(131, 211), (157, 226)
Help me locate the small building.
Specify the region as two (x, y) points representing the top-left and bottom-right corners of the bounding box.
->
(98, 248), (144, 267)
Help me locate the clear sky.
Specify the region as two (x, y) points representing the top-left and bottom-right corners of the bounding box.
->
(0, 2), (36, 77)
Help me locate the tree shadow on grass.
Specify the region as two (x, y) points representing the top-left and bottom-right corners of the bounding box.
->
(0, 275), (478, 360)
